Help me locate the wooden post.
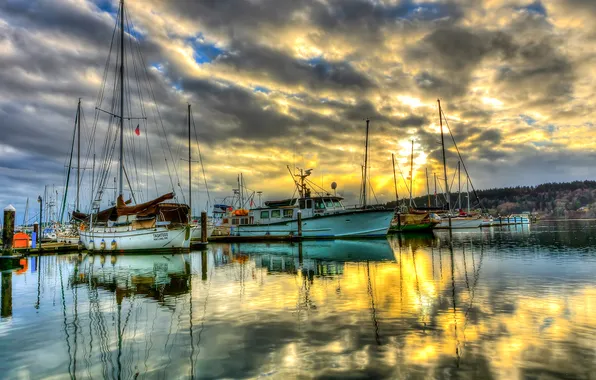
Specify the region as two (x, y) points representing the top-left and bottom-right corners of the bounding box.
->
(201, 211), (208, 243)
(201, 251), (207, 281)
(3, 205), (16, 251)
(297, 211), (302, 238)
(1, 270), (12, 318)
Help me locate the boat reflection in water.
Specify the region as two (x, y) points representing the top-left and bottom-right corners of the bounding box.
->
(3, 223), (596, 379)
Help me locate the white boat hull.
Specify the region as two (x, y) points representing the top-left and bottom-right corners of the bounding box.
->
(190, 224), (215, 242)
(436, 218), (484, 229)
(235, 209), (393, 238)
(80, 226), (190, 252)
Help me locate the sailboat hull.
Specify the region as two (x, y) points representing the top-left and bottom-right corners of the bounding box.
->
(234, 209), (393, 238)
(435, 218), (483, 229)
(80, 226), (190, 253)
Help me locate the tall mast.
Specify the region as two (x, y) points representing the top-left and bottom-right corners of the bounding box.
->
(409, 140), (414, 207)
(188, 104), (192, 219)
(91, 154), (95, 209)
(426, 168), (431, 208)
(438, 99), (451, 227)
(76, 98), (81, 212)
(457, 161), (461, 211)
(391, 153), (399, 204)
(466, 175), (470, 213)
(363, 118), (370, 208)
(434, 172), (438, 207)
(23, 198), (29, 225)
(118, 0), (125, 198)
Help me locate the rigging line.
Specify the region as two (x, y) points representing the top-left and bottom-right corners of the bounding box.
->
(60, 106), (79, 223)
(128, 10), (179, 195)
(137, 29), (180, 194)
(441, 108), (484, 211)
(191, 108), (212, 206)
(125, 10), (148, 203)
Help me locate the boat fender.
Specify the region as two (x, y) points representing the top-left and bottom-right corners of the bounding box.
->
(89, 240), (95, 251)
(111, 240), (117, 251)
(100, 239), (106, 250)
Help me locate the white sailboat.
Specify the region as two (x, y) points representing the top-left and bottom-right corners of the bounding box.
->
(435, 100), (486, 229)
(78, 0), (190, 253)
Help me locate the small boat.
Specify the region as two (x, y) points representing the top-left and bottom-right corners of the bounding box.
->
(390, 210), (441, 232)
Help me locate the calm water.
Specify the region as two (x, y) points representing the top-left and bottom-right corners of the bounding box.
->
(1, 221), (596, 379)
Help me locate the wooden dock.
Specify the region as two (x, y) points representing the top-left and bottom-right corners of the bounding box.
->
(14, 242), (82, 255)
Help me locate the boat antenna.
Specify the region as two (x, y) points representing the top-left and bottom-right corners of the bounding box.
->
(438, 99), (452, 228)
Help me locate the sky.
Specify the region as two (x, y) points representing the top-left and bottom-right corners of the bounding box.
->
(1, 0), (596, 222)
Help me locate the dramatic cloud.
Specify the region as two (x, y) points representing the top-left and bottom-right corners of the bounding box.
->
(0, 0), (595, 221)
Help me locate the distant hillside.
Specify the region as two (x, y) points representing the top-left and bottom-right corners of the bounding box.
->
(387, 180), (596, 218)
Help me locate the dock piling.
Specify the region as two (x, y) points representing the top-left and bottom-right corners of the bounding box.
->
(3, 205), (16, 252)
(201, 211), (208, 244)
(297, 211), (303, 237)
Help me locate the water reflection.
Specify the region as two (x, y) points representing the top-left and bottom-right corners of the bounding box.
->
(1, 224), (596, 379)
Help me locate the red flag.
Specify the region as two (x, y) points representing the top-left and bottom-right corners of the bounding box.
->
(135, 124), (140, 136)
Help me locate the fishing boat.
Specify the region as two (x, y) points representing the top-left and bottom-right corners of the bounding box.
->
(77, 0), (190, 253)
(231, 167), (394, 238)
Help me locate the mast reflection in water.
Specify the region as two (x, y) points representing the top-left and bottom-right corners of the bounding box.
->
(1, 221), (596, 379)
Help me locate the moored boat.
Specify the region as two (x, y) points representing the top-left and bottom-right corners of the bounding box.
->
(77, 0), (190, 253)
(231, 168), (393, 239)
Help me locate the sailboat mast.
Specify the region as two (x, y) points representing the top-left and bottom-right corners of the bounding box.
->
(409, 140), (413, 207)
(118, 0), (124, 198)
(434, 172), (438, 207)
(363, 118), (369, 208)
(76, 98), (81, 212)
(466, 175), (470, 213)
(391, 153), (399, 204)
(438, 99), (451, 227)
(457, 161), (461, 211)
(188, 104), (192, 219)
(426, 168), (431, 208)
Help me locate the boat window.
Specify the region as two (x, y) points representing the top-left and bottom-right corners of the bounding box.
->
(306, 199), (313, 209)
(314, 199), (326, 210)
(223, 218), (229, 224)
(241, 218), (248, 225)
(260, 210), (269, 219)
(299, 199), (306, 209)
(333, 200), (342, 208)
(283, 209), (293, 218)
(232, 218), (238, 225)
(325, 198), (334, 208)
(271, 210), (281, 218)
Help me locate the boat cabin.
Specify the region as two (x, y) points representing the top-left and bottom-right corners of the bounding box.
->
(249, 196), (346, 224)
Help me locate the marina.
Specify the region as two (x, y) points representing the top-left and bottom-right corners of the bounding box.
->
(1, 0), (595, 378)
(1, 220), (595, 378)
